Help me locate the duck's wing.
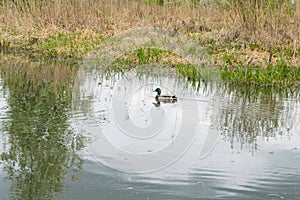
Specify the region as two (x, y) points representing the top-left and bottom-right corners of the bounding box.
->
(160, 95), (177, 99)
(158, 95), (177, 103)
(158, 98), (177, 103)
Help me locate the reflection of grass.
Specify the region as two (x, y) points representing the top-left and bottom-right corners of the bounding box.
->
(0, 58), (78, 100)
(217, 83), (299, 150)
(0, 59), (83, 200)
(106, 55), (300, 151)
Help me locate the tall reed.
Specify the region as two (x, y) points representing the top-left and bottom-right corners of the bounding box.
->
(0, 0), (299, 57)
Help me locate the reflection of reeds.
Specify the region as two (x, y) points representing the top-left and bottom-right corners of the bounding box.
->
(0, 58), (82, 200)
(100, 62), (299, 151)
(0, 57), (78, 104)
(216, 84), (299, 150)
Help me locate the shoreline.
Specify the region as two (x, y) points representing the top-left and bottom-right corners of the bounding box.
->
(1, 0), (299, 87)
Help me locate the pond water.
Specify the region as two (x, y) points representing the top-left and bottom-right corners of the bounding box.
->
(0, 59), (299, 200)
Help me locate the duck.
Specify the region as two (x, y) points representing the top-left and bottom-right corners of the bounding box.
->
(153, 88), (177, 103)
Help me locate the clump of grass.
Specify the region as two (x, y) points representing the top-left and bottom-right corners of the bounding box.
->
(176, 63), (198, 80)
(106, 48), (165, 73)
(220, 59), (300, 87)
(0, 30), (105, 60)
(110, 48), (189, 69)
(136, 48), (164, 65)
(176, 63), (217, 82)
(35, 31), (105, 59)
(107, 47), (217, 90)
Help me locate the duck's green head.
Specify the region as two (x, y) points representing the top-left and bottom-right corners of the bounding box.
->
(153, 88), (161, 95)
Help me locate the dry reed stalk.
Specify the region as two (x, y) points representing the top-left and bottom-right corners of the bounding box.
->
(0, 1), (222, 34)
(0, 0), (299, 63)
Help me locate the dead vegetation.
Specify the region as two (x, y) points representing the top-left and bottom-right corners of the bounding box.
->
(0, 0), (299, 66)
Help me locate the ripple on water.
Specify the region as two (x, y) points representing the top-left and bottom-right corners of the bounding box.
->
(1, 61), (300, 200)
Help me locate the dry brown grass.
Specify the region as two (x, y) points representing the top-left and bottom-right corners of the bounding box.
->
(0, 1), (219, 34)
(0, 0), (299, 65)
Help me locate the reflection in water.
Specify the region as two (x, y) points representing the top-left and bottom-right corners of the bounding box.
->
(0, 58), (299, 199)
(75, 63), (300, 155)
(216, 84), (299, 150)
(0, 60), (84, 200)
(71, 64), (300, 199)
(152, 101), (161, 107)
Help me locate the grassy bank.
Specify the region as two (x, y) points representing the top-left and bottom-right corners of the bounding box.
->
(0, 0), (299, 86)
(109, 47), (300, 88)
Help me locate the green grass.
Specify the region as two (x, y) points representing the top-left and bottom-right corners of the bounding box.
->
(110, 47), (189, 68)
(176, 63), (218, 83)
(109, 47), (300, 88)
(0, 30), (105, 60)
(106, 48), (167, 73)
(136, 48), (163, 65)
(220, 59), (300, 88)
(34, 32), (105, 59)
(112, 48), (215, 82)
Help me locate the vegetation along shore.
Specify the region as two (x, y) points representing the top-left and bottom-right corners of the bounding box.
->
(0, 0), (299, 87)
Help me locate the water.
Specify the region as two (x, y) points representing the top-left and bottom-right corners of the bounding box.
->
(0, 59), (299, 200)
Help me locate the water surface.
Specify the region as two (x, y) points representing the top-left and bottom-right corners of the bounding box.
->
(0, 59), (299, 200)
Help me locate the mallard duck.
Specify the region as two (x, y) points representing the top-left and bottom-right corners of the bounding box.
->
(153, 88), (177, 103)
